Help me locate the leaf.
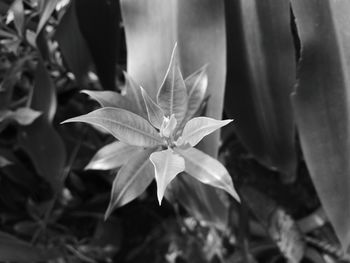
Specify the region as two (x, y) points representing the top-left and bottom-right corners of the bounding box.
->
(81, 90), (139, 114)
(225, 0), (297, 181)
(31, 58), (56, 122)
(19, 58), (66, 192)
(36, 0), (58, 35)
(75, 0), (121, 90)
(150, 148), (185, 205)
(55, 0), (92, 83)
(177, 117), (233, 147)
(157, 44), (188, 124)
(105, 148), (155, 218)
(175, 147), (240, 202)
(140, 86), (164, 129)
(62, 107), (164, 147)
(0, 231), (60, 262)
(85, 141), (142, 170)
(120, 0), (226, 157)
(184, 65), (208, 120)
(124, 72), (147, 116)
(290, 0), (350, 250)
(10, 0), (24, 37)
(0, 108), (42, 126)
(0, 156), (12, 167)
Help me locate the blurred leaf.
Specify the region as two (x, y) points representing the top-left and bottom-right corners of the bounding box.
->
(0, 156), (12, 167)
(31, 59), (56, 122)
(0, 2), (11, 15)
(55, 0), (92, 83)
(105, 148), (155, 218)
(183, 65), (208, 122)
(290, 0), (350, 250)
(85, 141), (142, 170)
(14, 221), (39, 236)
(150, 148), (185, 204)
(241, 186), (305, 263)
(0, 108), (42, 126)
(0, 56), (29, 110)
(141, 86), (164, 129)
(76, 0), (120, 90)
(19, 59), (66, 191)
(63, 108), (164, 147)
(81, 90), (139, 114)
(178, 117), (232, 147)
(19, 118), (66, 191)
(9, 0), (24, 37)
(157, 45), (188, 124)
(120, 0), (226, 157)
(176, 147), (240, 202)
(0, 150), (39, 192)
(225, 0), (297, 181)
(36, 0), (58, 35)
(0, 231), (60, 262)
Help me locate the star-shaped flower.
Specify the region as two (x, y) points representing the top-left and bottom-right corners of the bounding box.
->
(62, 45), (240, 218)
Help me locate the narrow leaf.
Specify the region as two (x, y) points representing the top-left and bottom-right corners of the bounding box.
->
(0, 108), (42, 126)
(81, 90), (139, 114)
(75, 0), (120, 90)
(291, 0), (350, 250)
(177, 117), (232, 147)
(150, 149), (185, 205)
(36, 0), (58, 35)
(124, 72), (147, 116)
(105, 148), (155, 218)
(175, 147), (240, 202)
(10, 0), (24, 37)
(62, 107), (164, 147)
(55, 0), (92, 83)
(19, 59), (66, 192)
(157, 45), (188, 124)
(225, 0), (297, 180)
(184, 65), (208, 120)
(141, 87), (164, 129)
(85, 141), (142, 170)
(31, 57), (56, 122)
(0, 156), (12, 167)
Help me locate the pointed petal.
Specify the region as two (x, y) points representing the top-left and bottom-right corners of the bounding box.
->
(175, 147), (240, 202)
(81, 90), (139, 115)
(123, 72), (147, 117)
(140, 86), (164, 129)
(105, 148), (155, 219)
(178, 117), (233, 147)
(150, 149), (185, 205)
(62, 107), (164, 147)
(157, 44), (188, 123)
(85, 141), (142, 170)
(184, 65), (208, 120)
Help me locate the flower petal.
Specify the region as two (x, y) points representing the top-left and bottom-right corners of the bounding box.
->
(150, 148), (185, 204)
